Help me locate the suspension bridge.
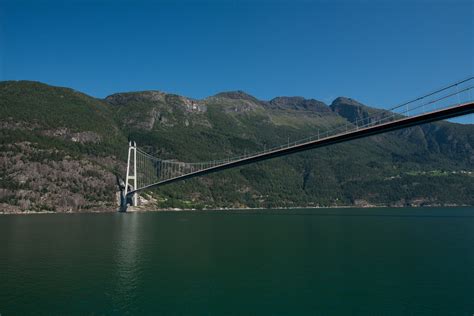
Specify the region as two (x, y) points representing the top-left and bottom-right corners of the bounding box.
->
(118, 78), (474, 211)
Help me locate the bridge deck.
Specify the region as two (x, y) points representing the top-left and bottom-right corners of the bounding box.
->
(129, 101), (474, 195)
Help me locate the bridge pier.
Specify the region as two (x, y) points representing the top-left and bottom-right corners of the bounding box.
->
(118, 186), (138, 212)
(116, 175), (130, 212)
(119, 190), (128, 212)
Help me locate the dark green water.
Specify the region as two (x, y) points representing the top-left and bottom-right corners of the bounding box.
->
(1, 208), (473, 315)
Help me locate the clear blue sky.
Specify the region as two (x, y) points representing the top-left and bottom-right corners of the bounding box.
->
(1, 0), (472, 114)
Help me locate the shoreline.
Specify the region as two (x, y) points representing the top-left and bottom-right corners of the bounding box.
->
(1, 204), (471, 215)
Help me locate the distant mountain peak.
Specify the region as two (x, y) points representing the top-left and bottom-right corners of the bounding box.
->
(331, 97), (365, 108)
(268, 96), (330, 112)
(330, 96), (389, 123)
(213, 90), (260, 102)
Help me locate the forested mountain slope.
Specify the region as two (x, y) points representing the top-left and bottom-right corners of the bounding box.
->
(1, 81), (473, 212)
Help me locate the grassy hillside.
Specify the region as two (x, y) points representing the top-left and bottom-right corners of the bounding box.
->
(0, 81), (473, 213)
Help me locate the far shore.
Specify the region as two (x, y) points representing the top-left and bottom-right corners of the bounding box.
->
(1, 204), (471, 215)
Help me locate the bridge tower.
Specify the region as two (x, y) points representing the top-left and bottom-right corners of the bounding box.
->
(124, 141), (138, 207)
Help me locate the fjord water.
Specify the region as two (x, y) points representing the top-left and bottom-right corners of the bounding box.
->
(1, 208), (473, 315)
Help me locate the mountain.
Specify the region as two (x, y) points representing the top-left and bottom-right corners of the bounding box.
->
(0, 81), (126, 213)
(1, 80), (473, 213)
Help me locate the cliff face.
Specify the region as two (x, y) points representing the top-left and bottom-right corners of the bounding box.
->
(1, 80), (473, 213)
